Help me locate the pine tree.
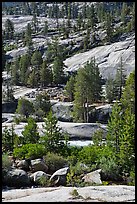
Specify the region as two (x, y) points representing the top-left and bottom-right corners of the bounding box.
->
(24, 23), (33, 48)
(27, 69), (39, 88)
(19, 54), (31, 85)
(114, 57), (126, 100)
(52, 56), (65, 85)
(2, 125), (17, 153)
(31, 50), (43, 68)
(105, 13), (113, 43)
(32, 13), (38, 33)
(73, 59), (102, 122)
(106, 71), (135, 173)
(43, 20), (48, 36)
(11, 58), (20, 85)
(65, 75), (75, 101)
(34, 92), (51, 119)
(39, 110), (68, 154)
(21, 117), (40, 144)
(40, 60), (53, 87)
(16, 98), (34, 118)
(105, 76), (115, 103)
(4, 18), (14, 40)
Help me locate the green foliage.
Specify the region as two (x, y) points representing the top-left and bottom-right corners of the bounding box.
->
(38, 175), (51, 187)
(13, 143), (46, 160)
(92, 129), (104, 146)
(65, 75), (75, 101)
(106, 70), (135, 174)
(121, 70), (135, 113)
(73, 58), (102, 122)
(40, 61), (53, 87)
(39, 110), (68, 155)
(78, 145), (102, 166)
(4, 18), (14, 40)
(2, 125), (18, 153)
(31, 50), (43, 67)
(66, 162), (91, 187)
(19, 54), (31, 85)
(24, 23), (33, 47)
(21, 117), (40, 144)
(43, 152), (67, 174)
(52, 56), (65, 85)
(98, 155), (122, 181)
(34, 92), (51, 119)
(105, 76), (116, 103)
(2, 153), (12, 170)
(16, 98), (34, 118)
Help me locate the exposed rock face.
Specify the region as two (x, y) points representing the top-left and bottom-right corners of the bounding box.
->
(31, 159), (48, 173)
(58, 121), (107, 139)
(30, 171), (51, 185)
(52, 101), (73, 122)
(64, 33), (135, 79)
(89, 104), (112, 123)
(50, 167), (69, 186)
(16, 159), (31, 171)
(2, 101), (18, 113)
(3, 169), (31, 187)
(82, 169), (102, 185)
(2, 186), (135, 202)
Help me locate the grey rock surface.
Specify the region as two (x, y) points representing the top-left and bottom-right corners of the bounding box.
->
(64, 34), (135, 79)
(52, 101), (73, 122)
(82, 169), (102, 185)
(30, 171), (51, 184)
(2, 185), (135, 202)
(31, 159), (48, 173)
(3, 169), (31, 188)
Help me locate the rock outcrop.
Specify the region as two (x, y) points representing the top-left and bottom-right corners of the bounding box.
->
(64, 33), (135, 79)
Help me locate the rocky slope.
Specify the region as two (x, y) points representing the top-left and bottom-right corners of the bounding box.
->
(64, 33), (135, 79)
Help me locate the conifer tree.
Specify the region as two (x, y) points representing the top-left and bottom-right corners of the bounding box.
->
(65, 75), (75, 101)
(39, 110), (68, 154)
(40, 60), (53, 87)
(21, 117), (40, 144)
(73, 59), (102, 122)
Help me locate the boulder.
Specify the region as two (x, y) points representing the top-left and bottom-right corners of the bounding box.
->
(16, 159), (31, 171)
(52, 101), (73, 122)
(31, 158), (48, 173)
(89, 104), (112, 123)
(30, 171), (51, 185)
(50, 167), (69, 186)
(3, 169), (31, 187)
(82, 169), (102, 185)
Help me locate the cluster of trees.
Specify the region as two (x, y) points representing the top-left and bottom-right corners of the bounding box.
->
(9, 40), (66, 88)
(65, 58), (102, 122)
(15, 92), (50, 120)
(105, 57), (126, 103)
(2, 70), (135, 184)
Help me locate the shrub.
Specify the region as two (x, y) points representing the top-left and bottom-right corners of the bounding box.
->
(98, 156), (122, 181)
(2, 153), (12, 170)
(66, 162), (91, 187)
(13, 143), (47, 160)
(43, 152), (68, 174)
(78, 145), (102, 166)
(37, 175), (51, 187)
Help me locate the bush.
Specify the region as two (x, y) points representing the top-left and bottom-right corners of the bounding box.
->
(37, 175), (51, 187)
(13, 143), (47, 160)
(2, 153), (12, 170)
(98, 156), (122, 181)
(66, 162), (91, 187)
(43, 152), (68, 174)
(78, 145), (102, 166)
